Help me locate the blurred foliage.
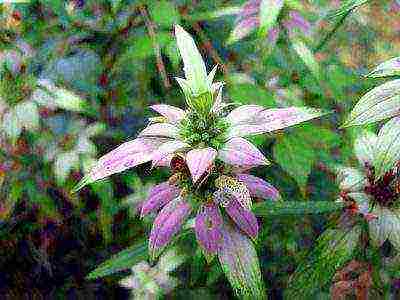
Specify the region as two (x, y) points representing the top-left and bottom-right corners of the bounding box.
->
(1, 0), (400, 298)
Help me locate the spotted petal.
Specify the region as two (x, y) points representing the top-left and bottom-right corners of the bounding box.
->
(74, 138), (166, 191)
(236, 173), (280, 201)
(227, 107), (324, 138)
(225, 105), (266, 126)
(186, 148), (217, 183)
(139, 123), (179, 139)
(195, 203), (223, 255)
(150, 104), (186, 124)
(215, 175), (252, 210)
(335, 166), (366, 192)
(149, 197), (192, 259)
(218, 137), (269, 167)
(141, 182), (181, 217)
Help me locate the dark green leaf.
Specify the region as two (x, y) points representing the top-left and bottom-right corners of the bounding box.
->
(86, 240), (148, 280)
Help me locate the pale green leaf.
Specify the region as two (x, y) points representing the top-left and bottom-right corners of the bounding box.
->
(327, 0), (371, 19)
(175, 25), (208, 95)
(367, 57), (400, 78)
(292, 39), (321, 79)
(218, 222), (265, 299)
(342, 79), (400, 127)
(374, 117), (400, 179)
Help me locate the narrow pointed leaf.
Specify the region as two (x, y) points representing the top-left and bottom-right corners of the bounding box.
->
(218, 221), (265, 299)
(292, 39), (321, 79)
(253, 201), (344, 216)
(150, 104), (186, 124)
(186, 148), (217, 183)
(367, 56), (400, 78)
(175, 25), (208, 95)
(343, 79), (400, 127)
(218, 137), (269, 167)
(86, 240), (148, 280)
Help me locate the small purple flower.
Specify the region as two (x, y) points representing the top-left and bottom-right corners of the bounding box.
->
(220, 194), (259, 239)
(149, 198), (192, 259)
(236, 173), (280, 201)
(141, 182), (181, 217)
(195, 203), (223, 255)
(75, 25), (325, 295)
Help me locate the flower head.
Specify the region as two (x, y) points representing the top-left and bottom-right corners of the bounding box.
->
(337, 117), (400, 250)
(75, 24), (324, 297)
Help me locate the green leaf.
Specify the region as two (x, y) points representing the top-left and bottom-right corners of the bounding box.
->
(86, 240), (148, 280)
(327, 0), (371, 19)
(291, 39), (321, 79)
(218, 222), (265, 299)
(253, 201), (344, 216)
(286, 226), (361, 299)
(259, 0), (283, 37)
(274, 134), (316, 188)
(342, 79), (400, 127)
(174, 24), (208, 95)
(367, 57), (400, 78)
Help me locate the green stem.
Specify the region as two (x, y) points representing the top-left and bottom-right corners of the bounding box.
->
(314, 9), (352, 53)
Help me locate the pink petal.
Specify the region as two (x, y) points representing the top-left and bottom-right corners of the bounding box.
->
(75, 138), (166, 190)
(151, 140), (190, 167)
(226, 105), (266, 126)
(236, 173), (280, 201)
(141, 182), (181, 217)
(186, 148), (217, 183)
(149, 198), (192, 259)
(195, 203), (223, 255)
(139, 123), (179, 139)
(218, 137), (269, 167)
(150, 104), (186, 124)
(227, 107), (324, 138)
(214, 192), (258, 238)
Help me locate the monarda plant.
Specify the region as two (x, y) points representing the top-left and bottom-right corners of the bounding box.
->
(77, 25), (325, 298)
(287, 118), (400, 298)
